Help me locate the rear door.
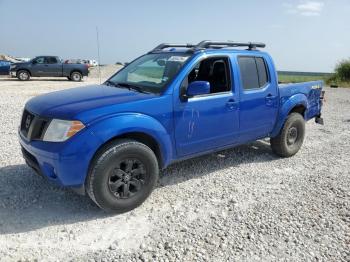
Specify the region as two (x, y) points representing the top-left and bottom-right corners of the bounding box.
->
(45, 56), (62, 76)
(237, 55), (278, 140)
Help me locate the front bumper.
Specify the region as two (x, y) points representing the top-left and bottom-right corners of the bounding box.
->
(10, 70), (17, 77)
(18, 128), (100, 189)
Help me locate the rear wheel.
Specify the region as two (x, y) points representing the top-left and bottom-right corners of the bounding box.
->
(70, 71), (82, 81)
(86, 139), (159, 213)
(17, 70), (30, 81)
(270, 112), (305, 157)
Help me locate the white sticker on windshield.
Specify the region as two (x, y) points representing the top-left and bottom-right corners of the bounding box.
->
(168, 56), (188, 63)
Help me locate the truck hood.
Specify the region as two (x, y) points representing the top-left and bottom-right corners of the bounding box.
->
(12, 62), (30, 68)
(25, 84), (157, 120)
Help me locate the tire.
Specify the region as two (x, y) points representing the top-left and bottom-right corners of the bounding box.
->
(17, 70), (30, 81)
(270, 112), (305, 157)
(86, 139), (159, 213)
(70, 71), (82, 81)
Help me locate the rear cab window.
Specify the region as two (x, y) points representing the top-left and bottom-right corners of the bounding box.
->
(238, 56), (269, 90)
(47, 57), (58, 64)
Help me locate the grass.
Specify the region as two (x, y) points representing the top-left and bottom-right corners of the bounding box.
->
(277, 71), (350, 87)
(277, 71), (330, 84)
(326, 80), (350, 88)
(277, 74), (328, 83)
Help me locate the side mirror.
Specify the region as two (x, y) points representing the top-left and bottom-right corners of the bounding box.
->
(186, 81), (210, 98)
(32, 60), (37, 64)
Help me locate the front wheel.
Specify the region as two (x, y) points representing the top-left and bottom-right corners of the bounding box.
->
(17, 70), (30, 81)
(270, 112), (305, 157)
(86, 139), (159, 213)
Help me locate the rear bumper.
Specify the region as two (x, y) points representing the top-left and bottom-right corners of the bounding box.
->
(315, 115), (324, 125)
(315, 90), (325, 125)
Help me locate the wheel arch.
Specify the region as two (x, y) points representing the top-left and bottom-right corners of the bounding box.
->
(17, 68), (31, 76)
(91, 131), (164, 169)
(84, 113), (174, 170)
(289, 104), (306, 117)
(271, 94), (308, 137)
(70, 69), (83, 76)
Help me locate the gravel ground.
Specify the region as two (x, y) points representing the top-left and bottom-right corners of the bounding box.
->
(0, 71), (349, 261)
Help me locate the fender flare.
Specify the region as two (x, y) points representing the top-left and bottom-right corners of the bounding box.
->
(271, 94), (308, 137)
(16, 68), (32, 76)
(86, 113), (174, 167)
(69, 69), (83, 75)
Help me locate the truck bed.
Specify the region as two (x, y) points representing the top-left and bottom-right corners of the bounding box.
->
(278, 80), (324, 121)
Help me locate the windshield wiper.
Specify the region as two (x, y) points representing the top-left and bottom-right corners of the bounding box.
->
(104, 80), (117, 87)
(114, 82), (151, 94)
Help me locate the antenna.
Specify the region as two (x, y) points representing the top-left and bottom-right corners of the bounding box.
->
(96, 26), (101, 84)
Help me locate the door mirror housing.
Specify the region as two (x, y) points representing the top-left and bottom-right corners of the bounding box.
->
(32, 60), (37, 64)
(186, 81), (210, 98)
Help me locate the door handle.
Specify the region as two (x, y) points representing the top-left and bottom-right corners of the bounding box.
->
(226, 99), (237, 109)
(265, 94), (276, 106)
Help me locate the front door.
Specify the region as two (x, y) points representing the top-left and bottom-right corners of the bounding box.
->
(174, 56), (239, 157)
(30, 57), (48, 76)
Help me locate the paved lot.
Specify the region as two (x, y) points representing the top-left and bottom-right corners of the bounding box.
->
(0, 76), (349, 261)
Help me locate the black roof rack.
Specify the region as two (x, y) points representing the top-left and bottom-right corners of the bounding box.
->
(195, 40), (266, 50)
(151, 43), (196, 52)
(150, 40), (266, 53)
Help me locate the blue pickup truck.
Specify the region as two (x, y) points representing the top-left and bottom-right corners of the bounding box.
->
(10, 56), (89, 81)
(19, 41), (324, 213)
(0, 60), (11, 75)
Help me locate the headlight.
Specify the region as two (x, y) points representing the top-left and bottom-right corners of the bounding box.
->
(43, 119), (85, 142)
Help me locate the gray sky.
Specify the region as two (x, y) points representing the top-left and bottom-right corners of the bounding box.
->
(0, 0), (349, 72)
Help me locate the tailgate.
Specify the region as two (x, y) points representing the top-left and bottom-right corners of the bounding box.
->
(306, 82), (324, 119)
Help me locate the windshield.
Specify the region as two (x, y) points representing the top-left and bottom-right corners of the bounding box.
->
(107, 53), (191, 94)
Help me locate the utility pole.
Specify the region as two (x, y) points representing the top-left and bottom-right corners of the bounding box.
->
(96, 26), (101, 84)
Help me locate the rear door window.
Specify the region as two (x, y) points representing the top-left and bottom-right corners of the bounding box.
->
(256, 57), (268, 87)
(238, 57), (259, 90)
(47, 57), (58, 64)
(238, 56), (269, 90)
